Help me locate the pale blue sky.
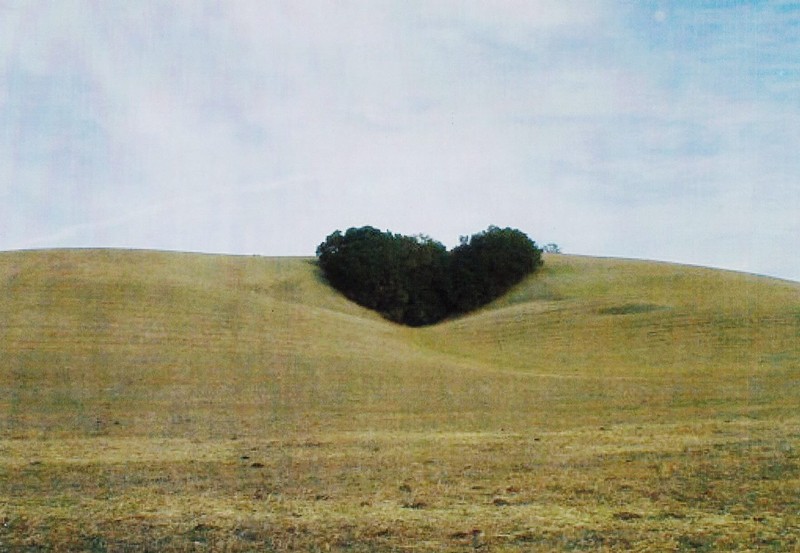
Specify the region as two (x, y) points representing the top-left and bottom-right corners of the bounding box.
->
(2, 1), (799, 281)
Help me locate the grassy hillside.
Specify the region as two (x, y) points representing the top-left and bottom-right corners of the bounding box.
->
(1, 249), (798, 551)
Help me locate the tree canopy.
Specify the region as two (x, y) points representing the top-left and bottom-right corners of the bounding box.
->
(316, 226), (543, 326)
(448, 226), (543, 313)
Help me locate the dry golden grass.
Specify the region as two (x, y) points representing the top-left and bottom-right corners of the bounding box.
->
(1, 249), (798, 551)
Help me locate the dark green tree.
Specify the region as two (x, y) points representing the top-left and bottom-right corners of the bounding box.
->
(316, 225), (542, 326)
(316, 227), (450, 326)
(449, 226), (543, 313)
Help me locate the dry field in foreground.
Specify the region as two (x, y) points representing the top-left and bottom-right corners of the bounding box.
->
(1, 250), (798, 551)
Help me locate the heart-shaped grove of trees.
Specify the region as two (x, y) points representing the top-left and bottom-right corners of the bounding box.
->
(316, 225), (543, 327)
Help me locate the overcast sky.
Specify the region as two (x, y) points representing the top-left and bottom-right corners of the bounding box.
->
(2, 1), (799, 281)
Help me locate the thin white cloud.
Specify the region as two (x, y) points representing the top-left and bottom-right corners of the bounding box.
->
(1, 1), (799, 280)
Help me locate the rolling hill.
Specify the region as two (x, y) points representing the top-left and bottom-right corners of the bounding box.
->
(1, 249), (798, 551)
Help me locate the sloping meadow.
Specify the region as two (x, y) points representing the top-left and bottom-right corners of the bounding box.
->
(1, 249), (799, 551)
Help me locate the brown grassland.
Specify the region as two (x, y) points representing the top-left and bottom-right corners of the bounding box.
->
(0, 249), (798, 551)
